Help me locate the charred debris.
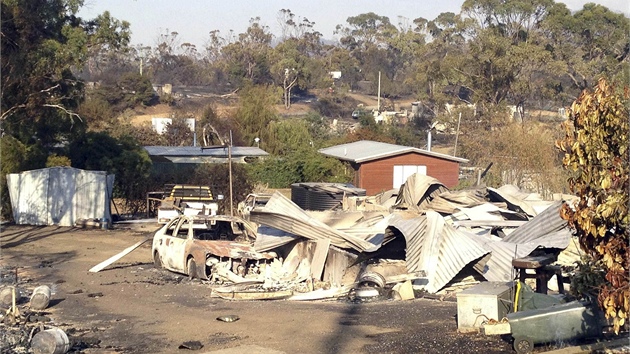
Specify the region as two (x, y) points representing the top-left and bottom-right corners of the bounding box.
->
(143, 174), (581, 302)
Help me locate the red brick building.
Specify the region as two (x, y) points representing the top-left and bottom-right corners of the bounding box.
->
(319, 140), (468, 195)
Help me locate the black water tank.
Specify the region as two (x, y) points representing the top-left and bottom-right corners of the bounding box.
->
(291, 183), (366, 211)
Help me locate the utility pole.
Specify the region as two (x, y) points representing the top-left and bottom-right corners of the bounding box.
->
(200, 131), (234, 216)
(453, 112), (462, 156)
(377, 71), (381, 112)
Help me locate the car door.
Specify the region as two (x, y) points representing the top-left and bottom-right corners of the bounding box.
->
(155, 218), (180, 272)
(166, 216), (190, 272)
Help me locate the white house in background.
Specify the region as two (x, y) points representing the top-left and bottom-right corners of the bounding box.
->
(152, 118), (195, 135)
(6, 167), (114, 226)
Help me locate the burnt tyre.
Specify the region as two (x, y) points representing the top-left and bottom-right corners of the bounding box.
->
(513, 336), (533, 354)
(153, 252), (162, 268)
(187, 258), (197, 279)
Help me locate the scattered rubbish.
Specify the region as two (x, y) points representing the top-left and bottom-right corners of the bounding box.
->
(391, 280), (415, 301)
(30, 327), (70, 354)
(288, 284), (355, 301)
(354, 287), (380, 299)
(30, 285), (51, 310)
(178, 340), (203, 350)
(358, 271), (386, 288)
(0, 286), (21, 309)
(214, 289), (292, 301)
(86, 292), (103, 298)
(89, 238), (151, 273)
(216, 315), (239, 322)
(482, 320), (511, 335)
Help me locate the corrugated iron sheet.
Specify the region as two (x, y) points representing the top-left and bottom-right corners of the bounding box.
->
(487, 185), (539, 217)
(254, 226), (298, 252)
(387, 211), (489, 293)
(502, 201), (572, 246)
(392, 174), (449, 212)
(250, 192), (379, 252)
(7, 167), (114, 226)
(425, 189), (487, 214)
(471, 234), (538, 282)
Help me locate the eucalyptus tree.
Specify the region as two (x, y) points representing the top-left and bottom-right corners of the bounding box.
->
(272, 9), (324, 107)
(457, 0), (560, 119)
(542, 3), (630, 95)
(1, 0), (130, 146)
(221, 17), (274, 86)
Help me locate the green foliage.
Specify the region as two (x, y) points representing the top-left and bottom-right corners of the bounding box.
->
(77, 96), (116, 131)
(118, 72), (156, 106)
(163, 118), (194, 146)
(263, 119), (313, 155)
(1, 0), (130, 146)
(190, 163), (253, 215)
(570, 256), (608, 301)
(0, 136), (28, 220)
(249, 149), (351, 188)
(110, 122), (166, 146)
(67, 131), (152, 214)
(234, 84), (281, 145)
(556, 78), (629, 333)
(46, 154), (72, 167)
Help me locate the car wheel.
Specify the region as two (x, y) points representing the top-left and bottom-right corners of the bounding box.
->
(187, 258), (197, 279)
(513, 336), (533, 354)
(153, 252), (162, 268)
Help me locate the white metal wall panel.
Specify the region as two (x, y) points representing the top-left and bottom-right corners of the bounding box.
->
(48, 167), (77, 225)
(7, 169), (50, 225)
(8, 167), (112, 226)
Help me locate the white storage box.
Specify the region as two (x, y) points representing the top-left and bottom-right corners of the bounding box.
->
(456, 282), (514, 332)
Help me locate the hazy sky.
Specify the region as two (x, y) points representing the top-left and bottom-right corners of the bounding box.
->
(78, 0), (630, 49)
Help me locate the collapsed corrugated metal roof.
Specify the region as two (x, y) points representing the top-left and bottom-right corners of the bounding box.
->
(247, 174), (578, 295)
(424, 188), (487, 214)
(392, 174), (449, 212)
(487, 185), (538, 217)
(250, 192), (379, 253)
(502, 201), (572, 245)
(387, 211), (489, 293)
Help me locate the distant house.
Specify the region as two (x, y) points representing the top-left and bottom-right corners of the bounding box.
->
(319, 140), (468, 195)
(144, 146), (268, 174)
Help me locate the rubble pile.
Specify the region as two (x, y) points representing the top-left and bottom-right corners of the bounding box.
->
(240, 174), (581, 300)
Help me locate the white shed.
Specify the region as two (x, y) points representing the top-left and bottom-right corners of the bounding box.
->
(7, 167), (115, 226)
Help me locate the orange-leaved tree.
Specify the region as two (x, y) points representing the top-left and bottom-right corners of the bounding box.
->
(556, 78), (629, 333)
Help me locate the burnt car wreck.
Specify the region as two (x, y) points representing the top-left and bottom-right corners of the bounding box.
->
(152, 215), (276, 281)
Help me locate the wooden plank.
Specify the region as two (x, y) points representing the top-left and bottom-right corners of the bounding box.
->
(512, 254), (557, 269)
(88, 238), (150, 273)
(310, 239), (330, 281)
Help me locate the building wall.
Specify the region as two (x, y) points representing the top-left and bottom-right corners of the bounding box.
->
(356, 152), (461, 195)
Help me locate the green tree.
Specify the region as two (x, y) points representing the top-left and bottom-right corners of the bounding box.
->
(68, 131), (152, 214)
(163, 118), (194, 146)
(1, 0), (130, 146)
(0, 136), (28, 220)
(234, 84), (281, 146)
(556, 78), (629, 333)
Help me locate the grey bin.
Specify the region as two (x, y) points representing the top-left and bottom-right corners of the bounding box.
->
(507, 300), (603, 354)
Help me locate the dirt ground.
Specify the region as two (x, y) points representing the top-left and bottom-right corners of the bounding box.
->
(0, 224), (524, 354)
